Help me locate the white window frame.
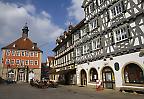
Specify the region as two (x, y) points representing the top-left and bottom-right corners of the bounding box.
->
(34, 52), (38, 57)
(113, 24), (129, 43)
(90, 2), (95, 13)
(11, 59), (15, 65)
(25, 60), (29, 65)
(16, 59), (20, 65)
(21, 60), (25, 66)
(89, 18), (98, 31)
(34, 60), (38, 65)
(76, 47), (81, 56)
(6, 50), (11, 56)
(98, 0), (105, 5)
(83, 45), (88, 54)
(30, 52), (34, 57)
(110, 1), (124, 19)
(25, 51), (29, 57)
(92, 37), (101, 50)
(6, 59), (10, 65)
(16, 51), (20, 56)
(11, 50), (15, 56)
(21, 51), (25, 56)
(29, 60), (34, 65)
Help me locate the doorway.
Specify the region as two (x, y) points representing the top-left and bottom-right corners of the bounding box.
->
(80, 69), (87, 86)
(102, 67), (115, 89)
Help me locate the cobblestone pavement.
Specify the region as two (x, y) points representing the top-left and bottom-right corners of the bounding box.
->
(0, 83), (143, 99)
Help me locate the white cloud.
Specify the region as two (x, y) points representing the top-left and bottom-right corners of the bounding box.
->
(67, 0), (84, 22)
(0, 1), (64, 53)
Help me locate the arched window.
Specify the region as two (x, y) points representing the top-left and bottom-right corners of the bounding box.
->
(90, 68), (98, 82)
(124, 63), (144, 84)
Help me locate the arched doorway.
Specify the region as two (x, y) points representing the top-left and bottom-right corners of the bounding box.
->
(89, 68), (98, 82)
(124, 63), (144, 84)
(80, 69), (87, 86)
(102, 67), (115, 89)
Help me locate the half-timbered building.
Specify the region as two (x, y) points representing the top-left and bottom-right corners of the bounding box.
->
(52, 25), (76, 85)
(74, 0), (144, 90)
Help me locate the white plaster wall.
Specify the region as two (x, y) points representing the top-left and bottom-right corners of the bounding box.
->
(77, 52), (144, 88)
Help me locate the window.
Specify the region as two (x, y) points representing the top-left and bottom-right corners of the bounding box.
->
(21, 60), (25, 65)
(6, 59), (10, 65)
(86, 6), (89, 16)
(34, 52), (38, 57)
(89, 19), (98, 31)
(16, 60), (20, 64)
(74, 31), (81, 41)
(34, 60), (38, 65)
(11, 59), (15, 65)
(99, 0), (105, 5)
(12, 50), (15, 56)
(30, 52), (34, 57)
(81, 27), (87, 37)
(113, 25), (129, 42)
(89, 42), (92, 52)
(110, 1), (124, 18)
(83, 45), (87, 54)
(25, 60), (29, 65)
(30, 60), (33, 65)
(16, 51), (20, 56)
(90, 2), (95, 12)
(124, 63), (144, 84)
(90, 68), (98, 82)
(25, 51), (29, 57)
(93, 38), (101, 50)
(21, 51), (25, 56)
(76, 47), (81, 56)
(6, 50), (10, 56)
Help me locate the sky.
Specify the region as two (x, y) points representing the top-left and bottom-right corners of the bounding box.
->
(0, 0), (84, 62)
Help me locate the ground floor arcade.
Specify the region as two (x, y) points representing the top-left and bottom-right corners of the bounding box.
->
(76, 52), (144, 90)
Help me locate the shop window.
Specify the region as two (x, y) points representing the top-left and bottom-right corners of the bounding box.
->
(90, 68), (98, 82)
(124, 63), (144, 84)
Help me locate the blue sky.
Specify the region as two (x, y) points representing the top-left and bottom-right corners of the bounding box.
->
(0, 0), (84, 62)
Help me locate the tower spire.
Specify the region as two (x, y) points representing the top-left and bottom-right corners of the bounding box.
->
(22, 22), (29, 38)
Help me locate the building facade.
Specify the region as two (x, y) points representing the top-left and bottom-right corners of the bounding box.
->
(52, 25), (76, 85)
(74, 0), (144, 90)
(1, 24), (42, 82)
(46, 56), (55, 81)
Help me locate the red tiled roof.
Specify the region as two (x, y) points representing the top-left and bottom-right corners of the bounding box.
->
(1, 37), (42, 52)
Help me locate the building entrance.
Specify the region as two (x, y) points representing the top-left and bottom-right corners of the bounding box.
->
(102, 67), (115, 89)
(80, 69), (87, 86)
